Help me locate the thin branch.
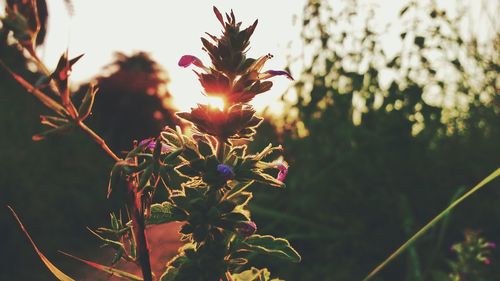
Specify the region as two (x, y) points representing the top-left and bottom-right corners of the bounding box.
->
(126, 179), (153, 281)
(77, 121), (121, 162)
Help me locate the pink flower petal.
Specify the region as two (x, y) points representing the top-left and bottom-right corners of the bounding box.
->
(275, 161), (289, 182)
(178, 55), (204, 68)
(261, 70), (294, 80)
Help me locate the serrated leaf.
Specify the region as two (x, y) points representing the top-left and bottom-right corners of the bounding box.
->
(223, 211), (248, 221)
(232, 191), (253, 206)
(147, 202), (186, 225)
(161, 130), (182, 147)
(197, 137), (215, 157)
(244, 234), (301, 263)
(232, 267), (283, 281)
(241, 170), (284, 188)
(60, 251), (143, 280)
(8, 206), (75, 281)
(175, 163), (199, 177)
(159, 266), (179, 281)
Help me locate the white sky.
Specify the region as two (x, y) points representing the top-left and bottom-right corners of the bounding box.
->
(39, 0), (304, 111)
(3, 0), (496, 111)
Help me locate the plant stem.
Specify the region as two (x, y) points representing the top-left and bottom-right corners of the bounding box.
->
(127, 179), (153, 281)
(77, 121), (121, 162)
(216, 136), (226, 161)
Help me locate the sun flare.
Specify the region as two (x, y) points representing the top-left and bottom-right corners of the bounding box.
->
(204, 96), (225, 111)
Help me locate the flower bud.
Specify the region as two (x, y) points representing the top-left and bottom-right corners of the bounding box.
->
(236, 221), (257, 237)
(139, 138), (171, 153)
(217, 164), (235, 181)
(276, 161), (289, 182)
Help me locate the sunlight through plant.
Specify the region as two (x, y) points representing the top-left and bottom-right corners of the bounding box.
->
(1, 2), (299, 281)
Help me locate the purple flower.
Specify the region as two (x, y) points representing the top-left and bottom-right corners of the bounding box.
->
(484, 258), (491, 265)
(486, 242), (496, 249)
(217, 164), (235, 181)
(139, 138), (156, 149)
(259, 70), (294, 80)
(237, 221), (257, 237)
(275, 161), (289, 182)
(178, 55), (205, 68)
(139, 138), (171, 153)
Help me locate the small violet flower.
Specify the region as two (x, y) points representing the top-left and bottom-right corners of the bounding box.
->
(249, 54), (294, 81)
(139, 138), (171, 154)
(485, 242), (496, 249)
(259, 70), (294, 81)
(483, 257), (491, 265)
(178, 55), (205, 68)
(237, 221), (257, 237)
(275, 161), (289, 182)
(217, 164), (235, 181)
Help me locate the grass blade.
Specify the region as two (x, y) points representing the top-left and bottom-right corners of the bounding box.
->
(8, 206), (75, 281)
(362, 167), (500, 281)
(60, 251), (143, 281)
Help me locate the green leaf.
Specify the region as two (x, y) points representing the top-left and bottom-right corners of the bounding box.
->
(138, 165), (153, 190)
(197, 136), (215, 157)
(2, 8), (33, 42)
(60, 251), (143, 280)
(175, 163), (199, 177)
(162, 148), (184, 162)
(161, 129), (182, 147)
(147, 202), (186, 225)
(39, 115), (69, 128)
(8, 206), (75, 281)
(232, 267), (283, 281)
(240, 170), (284, 188)
(217, 200), (237, 213)
(107, 161), (128, 198)
(244, 234), (301, 263)
(0, 60), (68, 116)
(222, 212), (248, 223)
(78, 84), (98, 120)
(159, 266), (179, 281)
(87, 228), (127, 258)
(32, 124), (73, 141)
(232, 191), (253, 206)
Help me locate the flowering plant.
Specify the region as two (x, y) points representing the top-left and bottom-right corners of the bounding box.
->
(447, 231), (495, 281)
(2, 2), (299, 281)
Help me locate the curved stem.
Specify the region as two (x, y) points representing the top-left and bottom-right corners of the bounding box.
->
(77, 121), (121, 162)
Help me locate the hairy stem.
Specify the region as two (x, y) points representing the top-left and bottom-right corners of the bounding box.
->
(127, 179), (153, 281)
(77, 121), (121, 162)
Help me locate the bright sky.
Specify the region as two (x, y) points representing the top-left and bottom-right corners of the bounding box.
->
(2, 0), (495, 112)
(38, 0), (304, 112)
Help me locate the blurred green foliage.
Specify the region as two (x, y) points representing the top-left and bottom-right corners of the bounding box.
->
(249, 0), (499, 280)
